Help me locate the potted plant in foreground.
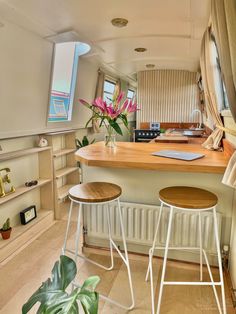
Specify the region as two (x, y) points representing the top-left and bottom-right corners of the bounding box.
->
(0, 218), (12, 240)
(22, 255), (100, 314)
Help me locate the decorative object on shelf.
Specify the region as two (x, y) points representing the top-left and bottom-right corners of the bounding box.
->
(79, 89), (139, 148)
(25, 180), (38, 187)
(75, 135), (95, 149)
(20, 205), (37, 225)
(22, 255), (100, 314)
(37, 137), (48, 148)
(0, 168), (15, 198)
(0, 218), (12, 240)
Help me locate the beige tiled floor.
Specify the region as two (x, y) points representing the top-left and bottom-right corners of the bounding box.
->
(0, 219), (235, 313)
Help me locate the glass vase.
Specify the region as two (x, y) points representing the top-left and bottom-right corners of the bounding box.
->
(104, 126), (116, 148)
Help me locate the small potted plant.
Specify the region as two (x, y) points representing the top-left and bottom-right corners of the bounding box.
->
(0, 218), (12, 240)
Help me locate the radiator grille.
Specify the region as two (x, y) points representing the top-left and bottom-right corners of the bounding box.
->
(84, 202), (222, 255)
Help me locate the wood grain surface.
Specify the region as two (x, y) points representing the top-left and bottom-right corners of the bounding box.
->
(69, 182), (122, 203)
(75, 142), (229, 174)
(159, 186), (218, 209)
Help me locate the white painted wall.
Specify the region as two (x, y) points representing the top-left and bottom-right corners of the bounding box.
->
(0, 20), (100, 138)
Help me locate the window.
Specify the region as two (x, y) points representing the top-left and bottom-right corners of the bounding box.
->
(103, 79), (116, 104)
(48, 42), (90, 122)
(127, 89), (135, 101)
(210, 36), (229, 111)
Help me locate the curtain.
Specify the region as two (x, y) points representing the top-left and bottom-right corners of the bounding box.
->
(211, 0), (236, 121)
(224, 0), (236, 92)
(200, 27), (224, 150)
(93, 69), (105, 133)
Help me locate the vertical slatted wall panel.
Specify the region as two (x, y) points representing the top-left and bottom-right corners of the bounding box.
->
(137, 70), (199, 127)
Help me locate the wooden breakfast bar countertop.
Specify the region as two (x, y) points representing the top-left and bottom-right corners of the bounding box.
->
(75, 141), (229, 174)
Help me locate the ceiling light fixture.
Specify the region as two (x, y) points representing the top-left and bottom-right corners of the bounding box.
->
(146, 64), (155, 69)
(111, 18), (128, 28)
(134, 47), (147, 52)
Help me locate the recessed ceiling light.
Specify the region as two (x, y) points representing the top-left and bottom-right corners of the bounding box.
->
(134, 47), (147, 52)
(146, 64), (155, 68)
(111, 18), (128, 28)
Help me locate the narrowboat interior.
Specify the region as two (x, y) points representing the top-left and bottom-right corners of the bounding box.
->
(0, 0), (236, 313)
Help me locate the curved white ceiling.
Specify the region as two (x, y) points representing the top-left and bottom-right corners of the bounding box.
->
(0, 0), (210, 80)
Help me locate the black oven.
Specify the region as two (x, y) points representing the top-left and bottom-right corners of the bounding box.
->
(134, 129), (160, 142)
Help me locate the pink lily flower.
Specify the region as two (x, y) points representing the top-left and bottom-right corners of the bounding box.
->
(116, 92), (125, 104)
(92, 97), (108, 113)
(106, 106), (121, 119)
(126, 100), (139, 113)
(79, 99), (91, 108)
(120, 99), (129, 113)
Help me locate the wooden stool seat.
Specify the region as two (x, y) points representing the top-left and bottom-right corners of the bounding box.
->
(69, 182), (122, 203)
(159, 186), (218, 209)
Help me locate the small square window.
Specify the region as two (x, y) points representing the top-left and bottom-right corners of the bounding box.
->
(127, 89), (135, 100)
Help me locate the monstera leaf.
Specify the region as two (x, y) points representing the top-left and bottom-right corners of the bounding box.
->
(22, 255), (100, 314)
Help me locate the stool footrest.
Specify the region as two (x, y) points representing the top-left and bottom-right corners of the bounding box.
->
(152, 246), (204, 251)
(64, 249), (114, 271)
(163, 281), (222, 286)
(73, 281), (134, 311)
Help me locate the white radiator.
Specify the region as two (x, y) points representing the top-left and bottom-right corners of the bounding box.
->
(84, 202), (222, 263)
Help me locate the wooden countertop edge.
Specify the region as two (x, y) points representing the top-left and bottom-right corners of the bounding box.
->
(77, 157), (225, 174)
(75, 142), (229, 174)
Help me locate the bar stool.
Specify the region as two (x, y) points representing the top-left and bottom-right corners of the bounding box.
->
(146, 186), (226, 314)
(62, 182), (135, 310)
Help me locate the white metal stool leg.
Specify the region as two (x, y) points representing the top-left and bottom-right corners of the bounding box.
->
(62, 199), (74, 255)
(146, 202), (164, 282)
(199, 212), (203, 281)
(116, 198), (135, 310)
(156, 206), (174, 314)
(106, 203), (114, 270)
(63, 197), (135, 310)
(213, 207), (227, 314)
(74, 202), (83, 266)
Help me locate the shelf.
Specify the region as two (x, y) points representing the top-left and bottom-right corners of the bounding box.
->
(0, 147), (51, 162)
(53, 148), (76, 158)
(58, 184), (74, 200)
(0, 178), (52, 205)
(55, 167), (79, 179)
(0, 210), (54, 264)
(45, 129), (77, 136)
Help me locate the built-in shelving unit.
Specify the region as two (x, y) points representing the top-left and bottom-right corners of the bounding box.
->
(0, 178), (51, 205)
(45, 130), (79, 218)
(53, 148), (76, 158)
(0, 146), (54, 264)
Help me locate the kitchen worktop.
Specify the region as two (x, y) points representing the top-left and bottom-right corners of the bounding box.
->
(75, 141), (229, 174)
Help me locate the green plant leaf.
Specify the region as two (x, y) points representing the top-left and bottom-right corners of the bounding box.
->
(22, 256), (99, 314)
(81, 276), (100, 291)
(78, 291), (99, 314)
(120, 114), (128, 128)
(75, 139), (83, 149)
(82, 136), (89, 147)
(110, 121), (123, 135)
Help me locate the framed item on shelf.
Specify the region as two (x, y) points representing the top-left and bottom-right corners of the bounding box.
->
(20, 205), (37, 225)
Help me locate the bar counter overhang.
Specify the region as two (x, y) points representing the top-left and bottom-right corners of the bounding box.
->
(75, 142), (234, 263)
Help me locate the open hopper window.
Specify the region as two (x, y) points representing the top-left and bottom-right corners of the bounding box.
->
(48, 42), (90, 122)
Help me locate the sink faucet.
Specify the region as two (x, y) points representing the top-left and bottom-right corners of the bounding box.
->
(191, 109), (203, 128)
